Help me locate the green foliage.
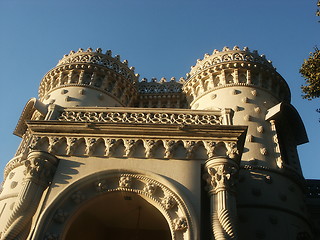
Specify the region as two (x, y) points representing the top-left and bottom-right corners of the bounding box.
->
(300, 48), (320, 100)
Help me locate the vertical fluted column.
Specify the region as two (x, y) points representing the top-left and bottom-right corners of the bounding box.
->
(1, 151), (58, 240)
(204, 157), (239, 240)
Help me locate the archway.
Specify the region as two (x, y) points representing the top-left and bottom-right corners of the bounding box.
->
(64, 192), (171, 240)
(33, 171), (197, 240)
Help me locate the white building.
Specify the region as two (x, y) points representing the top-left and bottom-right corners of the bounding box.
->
(0, 46), (318, 240)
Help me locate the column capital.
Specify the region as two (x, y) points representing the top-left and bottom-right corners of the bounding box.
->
(204, 157), (239, 194)
(24, 151), (59, 186)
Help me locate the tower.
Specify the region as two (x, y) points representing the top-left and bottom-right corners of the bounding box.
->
(183, 46), (311, 239)
(0, 46), (316, 240)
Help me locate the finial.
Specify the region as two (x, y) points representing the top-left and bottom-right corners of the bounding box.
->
(77, 48), (84, 53)
(141, 78), (147, 82)
(69, 50), (75, 55)
(129, 66), (135, 71)
(233, 46), (240, 50)
(96, 48), (102, 53)
(243, 46), (249, 51)
(151, 77), (157, 82)
(213, 49), (220, 54)
(106, 50), (112, 56)
(170, 77), (176, 82)
(204, 53), (210, 58)
(222, 46), (230, 51)
(115, 55), (120, 61)
(123, 60), (128, 66)
(179, 77), (185, 83)
(160, 77), (167, 82)
(87, 48), (93, 52)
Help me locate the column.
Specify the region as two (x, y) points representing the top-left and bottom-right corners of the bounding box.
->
(1, 151), (59, 240)
(203, 157), (239, 240)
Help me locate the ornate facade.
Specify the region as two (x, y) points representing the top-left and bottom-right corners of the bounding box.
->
(0, 46), (319, 239)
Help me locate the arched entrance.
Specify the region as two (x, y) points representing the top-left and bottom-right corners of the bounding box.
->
(33, 171), (197, 240)
(64, 192), (171, 240)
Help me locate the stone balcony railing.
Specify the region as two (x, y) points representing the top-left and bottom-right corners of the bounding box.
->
(56, 107), (232, 126)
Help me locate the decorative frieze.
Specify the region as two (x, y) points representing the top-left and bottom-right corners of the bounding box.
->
(13, 134), (242, 164)
(119, 176), (132, 188)
(161, 195), (177, 210)
(58, 109), (223, 126)
(143, 182), (157, 195)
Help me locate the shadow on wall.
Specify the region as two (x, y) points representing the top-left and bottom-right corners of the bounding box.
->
(51, 158), (84, 187)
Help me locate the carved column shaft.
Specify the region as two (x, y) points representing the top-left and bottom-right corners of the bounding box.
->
(2, 151), (59, 240)
(204, 157), (239, 240)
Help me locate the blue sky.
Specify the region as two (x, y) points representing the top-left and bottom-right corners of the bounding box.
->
(0, 0), (319, 182)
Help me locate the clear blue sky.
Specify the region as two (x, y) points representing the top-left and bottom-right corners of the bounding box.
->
(0, 0), (319, 182)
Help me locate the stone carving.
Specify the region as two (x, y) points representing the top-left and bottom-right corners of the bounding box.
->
(161, 195), (177, 210)
(95, 180), (108, 192)
(38, 172), (194, 240)
(211, 93), (217, 99)
(71, 191), (86, 204)
(143, 182), (157, 195)
(29, 136), (41, 150)
(251, 89), (257, 96)
(173, 217), (188, 231)
(164, 140), (176, 158)
(58, 110), (222, 126)
(143, 140), (157, 158)
(203, 141), (217, 158)
(53, 209), (69, 223)
(138, 80), (183, 94)
(276, 157), (284, 169)
(66, 137), (78, 155)
(56, 48), (136, 81)
(38, 48), (138, 106)
(204, 158), (239, 240)
(48, 137), (61, 153)
(206, 164), (238, 193)
(123, 139), (136, 157)
(242, 97), (248, 103)
(10, 181), (18, 189)
(183, 141), (197, 159)
(257, 126), (264, 133)
(8, 172), (15, 179)
(260, 147), (268, 156)
(24, 152), (58, 183)
(104, 138), (117, 156)
(119, 176), (132, 188)
(15, 133), (241, 162)
(1, 151), (58, 240)
(226, 142), (239, 159)
(254, 107), (261, 113)
(85, 138), (97, 156)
